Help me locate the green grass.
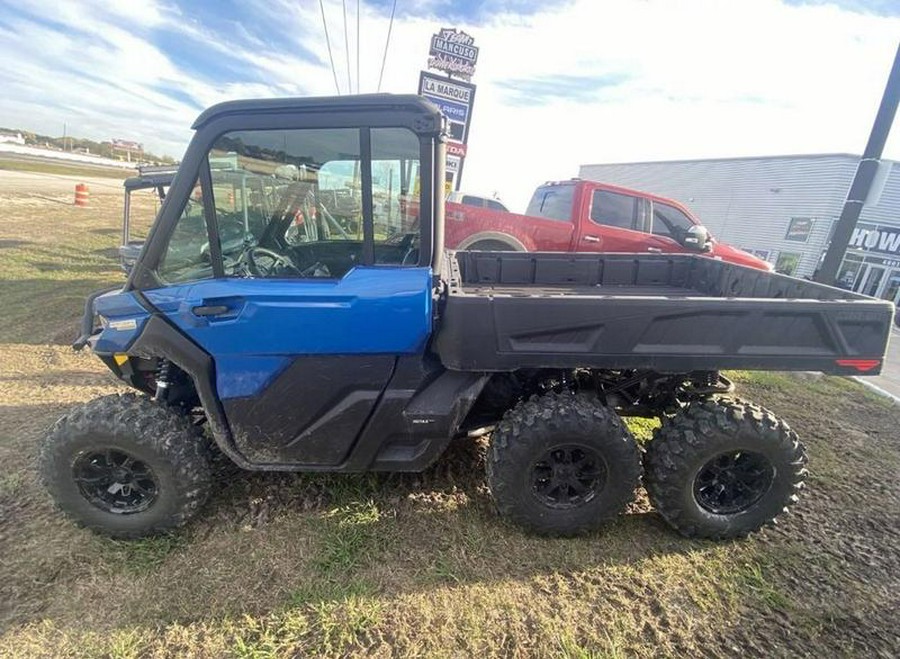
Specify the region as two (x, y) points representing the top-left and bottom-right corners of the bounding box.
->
(98, 534), (189, 574)
(0, 156), (132, 178)
(623, 416), (660, 442)
(314, 500), (385, 576)
(2, 169), (900, 656)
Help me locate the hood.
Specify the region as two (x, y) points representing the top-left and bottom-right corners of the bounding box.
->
(711, 242), (774, 271)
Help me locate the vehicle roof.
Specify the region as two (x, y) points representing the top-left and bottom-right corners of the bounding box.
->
(537, 178), (698, 216)
(124, 170), (177, 191)
(192, 94), (440, 129)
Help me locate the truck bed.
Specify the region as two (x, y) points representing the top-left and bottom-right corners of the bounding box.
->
(433, 251), (894, 375)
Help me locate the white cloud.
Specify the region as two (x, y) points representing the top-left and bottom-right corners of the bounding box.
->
(0, 0), (897, 209)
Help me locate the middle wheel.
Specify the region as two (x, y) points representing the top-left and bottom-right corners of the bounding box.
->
(486, 392), (641, 536)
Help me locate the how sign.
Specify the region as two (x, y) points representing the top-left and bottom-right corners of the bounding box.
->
(428, 28), (478, 80)
(848, 223), (900, 256)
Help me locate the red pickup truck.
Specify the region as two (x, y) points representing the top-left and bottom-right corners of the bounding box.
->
(444, 179), (772, 271)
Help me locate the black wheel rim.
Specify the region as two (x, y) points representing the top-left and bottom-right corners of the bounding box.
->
(530, 444), (607, 509)
(73, 449), (159, 514)
(693, 450), (774, 515)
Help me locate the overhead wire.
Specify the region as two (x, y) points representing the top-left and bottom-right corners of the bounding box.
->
(377, 0), (398, 92)
(319, 0), (341, 94)
(356, 0), (360, 94)
(342, 0), (352, 94)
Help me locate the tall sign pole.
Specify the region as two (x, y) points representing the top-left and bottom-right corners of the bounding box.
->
(416, 27), (478, 194)
(815, 43), (900, 286)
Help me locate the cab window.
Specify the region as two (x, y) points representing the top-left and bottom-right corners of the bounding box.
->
(155, 126), (423, 283)
(590, 190), (639, 230)
(525, 185), (574, 221)
(652, 202), (695, 241)
(157, 177), (215, 284)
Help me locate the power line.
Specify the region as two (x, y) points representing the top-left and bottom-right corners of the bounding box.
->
(342, 0), (352, 94)
(377, 0), (398, 93)
(356, 0), (360, 94)
(319, 0), (341, 94)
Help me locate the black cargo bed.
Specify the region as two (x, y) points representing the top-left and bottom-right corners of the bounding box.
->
(433, 251), (894, 375)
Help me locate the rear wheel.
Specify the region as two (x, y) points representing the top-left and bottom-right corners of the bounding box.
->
(644, 397), (807, 540)
(40, 393), (212, 538)
(487, 393), (641, 535)
(465, 239), (518, 251)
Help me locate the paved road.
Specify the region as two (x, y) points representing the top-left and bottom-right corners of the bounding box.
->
(863, 325), (900, 402)
(0, 168), (126, 195)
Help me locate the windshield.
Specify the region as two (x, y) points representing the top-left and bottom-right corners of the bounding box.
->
(156, 126), (423, 284)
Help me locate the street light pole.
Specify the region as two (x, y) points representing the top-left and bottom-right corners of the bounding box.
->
(815, 43), (900, 286)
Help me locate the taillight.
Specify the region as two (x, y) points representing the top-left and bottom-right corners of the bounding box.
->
(835, 359), (881, 373)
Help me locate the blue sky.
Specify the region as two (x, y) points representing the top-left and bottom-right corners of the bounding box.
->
(0, 0), (898, 209)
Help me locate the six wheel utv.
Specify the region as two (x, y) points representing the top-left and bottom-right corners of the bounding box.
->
(39, 95), (892, 542)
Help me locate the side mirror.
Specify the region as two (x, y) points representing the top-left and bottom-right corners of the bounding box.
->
(682, 225), (712, 253)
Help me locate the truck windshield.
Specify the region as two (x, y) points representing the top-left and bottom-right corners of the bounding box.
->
(525, 185), (575, 222)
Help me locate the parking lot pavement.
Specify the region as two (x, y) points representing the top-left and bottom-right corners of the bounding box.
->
(859, 325), (900, 403)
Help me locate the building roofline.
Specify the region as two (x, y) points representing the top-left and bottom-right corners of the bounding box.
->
(581, 152), (900, 168)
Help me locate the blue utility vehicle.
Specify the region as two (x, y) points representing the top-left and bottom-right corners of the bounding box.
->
(42, 95), (894, 541)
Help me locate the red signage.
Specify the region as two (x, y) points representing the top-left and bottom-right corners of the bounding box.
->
(447, 141), (467, 157)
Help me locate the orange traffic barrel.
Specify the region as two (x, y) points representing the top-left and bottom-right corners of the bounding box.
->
(74, 183), (90, 207)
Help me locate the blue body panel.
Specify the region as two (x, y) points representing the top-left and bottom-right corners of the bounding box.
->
(143, 267), (433, 399)
(93, 290), (151, 354)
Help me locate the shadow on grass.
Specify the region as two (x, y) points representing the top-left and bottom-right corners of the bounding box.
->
(89, 227), (121, 236)
(0, 239), (32, 249)
(0, 277), (118, 344)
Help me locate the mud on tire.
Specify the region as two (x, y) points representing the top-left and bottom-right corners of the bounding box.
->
(486, 392), (641, 536)
(40, 393), (212, 539)
(644, 397), (807, 540)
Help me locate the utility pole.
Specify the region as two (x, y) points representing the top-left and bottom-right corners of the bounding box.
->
(815, 43), (900, 285)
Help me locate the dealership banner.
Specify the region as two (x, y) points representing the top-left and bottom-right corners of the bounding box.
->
(428, 28), (478, 81)
(418, 70), (476, 192)
(418, 27), (478, 192)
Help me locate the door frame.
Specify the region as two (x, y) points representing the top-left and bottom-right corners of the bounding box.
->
(855, 262), (888, 298)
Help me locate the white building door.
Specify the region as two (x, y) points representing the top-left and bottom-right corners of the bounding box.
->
(883, 269), (900, 305)
(856, 264), (887, 298)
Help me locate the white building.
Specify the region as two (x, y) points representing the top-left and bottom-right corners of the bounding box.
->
(580, 154), (900, 306)
(0, 131), (25, 145)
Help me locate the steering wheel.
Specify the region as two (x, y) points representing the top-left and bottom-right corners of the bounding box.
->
(242, 246), (301, 277)
(399, 232), (419, 265)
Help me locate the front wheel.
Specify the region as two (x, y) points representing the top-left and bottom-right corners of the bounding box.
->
(644, 397), (807, 540)
(40, 393), (212, 538)
(486, 393), (641, 536)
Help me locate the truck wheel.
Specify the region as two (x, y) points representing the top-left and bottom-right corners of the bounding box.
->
(486, 393), (641, 536)
(644, 397), (807, 540)
(40, 393), (212, 539)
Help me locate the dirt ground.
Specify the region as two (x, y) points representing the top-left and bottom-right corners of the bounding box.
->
(0, 167), (899, 657)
